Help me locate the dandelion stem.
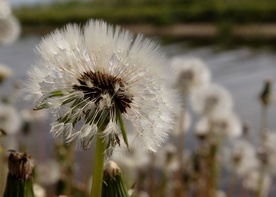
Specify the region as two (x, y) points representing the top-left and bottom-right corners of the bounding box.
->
(228, 170), (237, 197)
(256, 166), (266, 197)
(91, 133), (106, 197)
(261, 105), (268, 142)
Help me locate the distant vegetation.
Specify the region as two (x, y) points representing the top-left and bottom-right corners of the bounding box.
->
(13, 0), (276, 46)
(14, 0), (276, 26)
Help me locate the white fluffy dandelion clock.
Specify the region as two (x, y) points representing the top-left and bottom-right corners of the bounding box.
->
(25, 20), (177, 153)
(0, 0), (11, 19)
(171, 57), (211, 96)
(0, 15), (21, 45)
(190, 83), (233, 117)
(25, 20), (178, 196)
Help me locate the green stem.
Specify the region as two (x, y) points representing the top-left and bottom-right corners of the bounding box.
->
(228, 170), (237, 197)
(90, 134), (106, 197)
(256, 166), (265, 197)
(261, 105), (268, 143)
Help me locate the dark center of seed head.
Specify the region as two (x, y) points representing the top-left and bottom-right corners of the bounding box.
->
(73, 71), (132, 113)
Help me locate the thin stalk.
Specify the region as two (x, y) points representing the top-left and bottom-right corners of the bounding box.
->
(158, 172), (168, 197)
(228, 170), (237, 197)
(0, 152), (4, 196)
(176, 107), (186, 197)
(90, 134), (106, 197)
(208, 133), (222, 197)
(64, 144), (75, 195)
(256, 166), (266, 197)
(148, 154), (156, 197)
(261, 105), (268, 142)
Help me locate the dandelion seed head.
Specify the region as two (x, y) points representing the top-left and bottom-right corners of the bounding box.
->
(0, 103), (21, 135)
(155, 143), (180, 174)
(223, 140), (258, 176)
(171, 57), (211, 96)
(190, 83), (233, 117)
(256, 133), (276, 174)
(0, 0), (11, 19)
(0, 64), (13, 83)
(0, 15), (20, 45)
(210, 112), (242, 138)
(194, 112), (241, 138)
(25, 20), (177, 152)
(243, 171), (271, 196)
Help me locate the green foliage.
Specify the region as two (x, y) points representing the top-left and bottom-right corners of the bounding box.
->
(3, 174), (35, 197)
(14, 0), (276, 27)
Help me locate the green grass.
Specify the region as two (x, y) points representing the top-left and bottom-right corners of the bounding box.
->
(13, 0), (276, 47)
(14, 0), (276, 27)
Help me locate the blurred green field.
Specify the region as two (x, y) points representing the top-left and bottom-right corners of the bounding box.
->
(13, 0), (276, 47)
(14, 0), (276, 26)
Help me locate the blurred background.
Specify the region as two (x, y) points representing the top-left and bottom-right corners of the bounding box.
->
(1, 0), (276, 196)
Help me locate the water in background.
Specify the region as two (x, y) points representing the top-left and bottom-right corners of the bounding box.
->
(1, 35), (276, 193)
(2, 35), (276, 141)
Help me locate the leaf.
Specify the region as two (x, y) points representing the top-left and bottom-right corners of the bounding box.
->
(117, 109), (129, 151)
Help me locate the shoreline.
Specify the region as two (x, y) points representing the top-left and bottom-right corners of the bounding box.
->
(21, 23), (276, 40)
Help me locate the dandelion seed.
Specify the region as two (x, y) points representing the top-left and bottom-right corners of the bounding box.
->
(25, 20), (178, 153)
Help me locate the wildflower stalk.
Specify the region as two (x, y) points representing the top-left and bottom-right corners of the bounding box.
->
(260, 105), (268, 142)
(90, 133), (106, 197)
(3, 151), (35, 197)
(148, 154), (156, 197)
(177, 107), (186, 197)
(0, 152), (4, 196)
(101, 161), (129, 197)
(259, 78), (272, 142)
(228, 170), (237, 197)
(0, 132), (5, 195)
(208, 130), (222, 197)
(256, 166), (266, 197)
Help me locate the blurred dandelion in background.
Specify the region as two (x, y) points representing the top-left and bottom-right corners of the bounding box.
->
(0, 103), (21, 135)
(171, 57), (211, 97)
(190, 83), (233, 117)
(0, 0), (11, 19)
(0, 0), (20, 45)
(0, 64), (13, 84)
